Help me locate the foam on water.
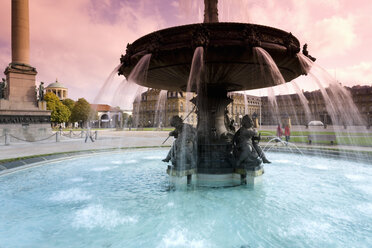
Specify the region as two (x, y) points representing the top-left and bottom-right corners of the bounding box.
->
(288, 219), (332, 238)
(354, 185), (372, 195)
(50, 188), (92, 202)
(356, 203), (372, 216)
(306, 164), (329, 170)
(111, 160), (123, 165)
(124, 159), (138, 164)
(344, 174), (365, 181)
(68, 177), (85, 183)
(143, 156), (163, 160)
(272, 159), (291, 164)
(72, 204), (138, 229)
(312, 206), (352, 221)
(91, 166), (117, 172)
(157, 228), (210, 248)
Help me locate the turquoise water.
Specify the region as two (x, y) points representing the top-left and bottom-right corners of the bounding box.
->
(0, 149), (371, 248)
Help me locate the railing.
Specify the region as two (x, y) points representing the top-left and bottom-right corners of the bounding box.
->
(1, 130), (98, 145)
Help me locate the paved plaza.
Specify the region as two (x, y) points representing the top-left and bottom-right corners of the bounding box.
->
(1, 126), (371, 162)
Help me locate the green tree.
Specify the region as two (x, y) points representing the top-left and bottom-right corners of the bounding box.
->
(62, 98), (75, 111)
(71, 98), (96, 126)
(62, 98), (75, 123)
(44, 92), (71, 124)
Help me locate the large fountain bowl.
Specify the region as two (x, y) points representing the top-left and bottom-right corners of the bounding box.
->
(118, 22), (306, 92)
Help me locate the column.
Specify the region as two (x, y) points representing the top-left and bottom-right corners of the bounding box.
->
(204, 0), (219, 23)
(12, 0), (30, 65)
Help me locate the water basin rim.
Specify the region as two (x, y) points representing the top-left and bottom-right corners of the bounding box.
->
(0, 146), (170, 177)
(1, 146), (370, 177)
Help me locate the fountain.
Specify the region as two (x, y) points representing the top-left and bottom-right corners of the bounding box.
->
(117, 0), (314, 185)
(1, 2), (372, 247)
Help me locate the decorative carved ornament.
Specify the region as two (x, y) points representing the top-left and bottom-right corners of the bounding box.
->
(191, 24), (210, 49)
(120, 43), (134, 67)
(0, 115), (51, 124)
(242, 25), (261, 48)
(283, 32), (300, 55)
(146, 33), (163, 57)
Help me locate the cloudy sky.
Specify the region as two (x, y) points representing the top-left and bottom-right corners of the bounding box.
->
(0, 0), (371, 108)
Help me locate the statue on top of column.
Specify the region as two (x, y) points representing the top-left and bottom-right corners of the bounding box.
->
(0, 78), (7, 99)
(38, 82), (45, 101)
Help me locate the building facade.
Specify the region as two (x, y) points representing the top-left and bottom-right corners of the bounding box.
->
(90, 104), (122, 128)
(132, 89), (261, 128)
(133, 85), (372, 128)
(348, 85), (372, 126)
(261, 85), (372, 126)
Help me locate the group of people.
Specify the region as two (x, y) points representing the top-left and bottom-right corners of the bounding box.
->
(276, 123), (291, 142)
(162, 113), (271, 168)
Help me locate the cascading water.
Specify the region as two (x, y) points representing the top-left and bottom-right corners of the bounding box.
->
(93, 63), (122, 108)
(243, 93), (248, 115)
(253, 47), (286, 125)
(290, 80), (312, 124)
(154, 90), (167, 128)
(185, 46), (204, 111)
(93, 55), (151, 129)
(275, 83), (303, 130)
(180, 46), (204, 169)
(267, 87), (279, 125)
(122, 54), (152, 128)
(253, 47), (286, 86)
(297, 53), (369, 154)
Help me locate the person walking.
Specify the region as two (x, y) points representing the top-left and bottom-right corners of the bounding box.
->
(276, 124), (283, 139)
(284, 124), (291, 143)
(85, 127), (95, 143)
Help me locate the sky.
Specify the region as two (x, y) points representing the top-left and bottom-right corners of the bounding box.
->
(0, 0), (371, 109)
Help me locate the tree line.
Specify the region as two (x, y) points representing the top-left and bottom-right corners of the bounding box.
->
(44, 92), (96, 127)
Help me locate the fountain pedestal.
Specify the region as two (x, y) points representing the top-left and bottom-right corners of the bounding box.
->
(119, 0), (310, 187)
(195, 87), (234, 173)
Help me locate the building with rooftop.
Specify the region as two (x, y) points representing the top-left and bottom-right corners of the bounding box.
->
(90, 104), (122, 128)
(132, 89), (261, 128)
(45, 79), (68, 100)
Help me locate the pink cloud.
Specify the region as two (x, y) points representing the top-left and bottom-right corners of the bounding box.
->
(0, 0), (371, 108)
(0, 0), (167, 107)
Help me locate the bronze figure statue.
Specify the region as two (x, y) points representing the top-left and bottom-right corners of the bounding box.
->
(233, 115), (271, 168)
(162, 116), (197, 168)
(0, 78), (7, 99)
(38, 82), (45, 101)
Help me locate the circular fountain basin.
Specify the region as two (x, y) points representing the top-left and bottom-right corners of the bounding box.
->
(118, 23), (306, 92)
(1, 149), (371, 247)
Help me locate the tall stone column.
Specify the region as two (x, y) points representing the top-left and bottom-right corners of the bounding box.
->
(204, 0), (219, 23)
(4, 0), (37, 106)
(0, 0), (51, 139)
(12, 0), (30, 65)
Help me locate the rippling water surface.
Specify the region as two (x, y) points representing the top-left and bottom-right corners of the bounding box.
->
(0, 149), (371, 247)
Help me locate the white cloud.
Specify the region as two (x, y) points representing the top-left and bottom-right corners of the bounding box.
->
(329, 62), (372, 85)
(306, 16), (356, 58)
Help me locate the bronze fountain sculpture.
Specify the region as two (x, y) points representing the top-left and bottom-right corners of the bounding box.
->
(118, 0), (313, 185)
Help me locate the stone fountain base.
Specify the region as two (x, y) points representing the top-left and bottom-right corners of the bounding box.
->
(167, 165), (264, 187)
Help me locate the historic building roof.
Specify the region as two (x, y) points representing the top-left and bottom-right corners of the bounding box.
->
(91, 104), (120, 112)
(46, 79), (67, 89)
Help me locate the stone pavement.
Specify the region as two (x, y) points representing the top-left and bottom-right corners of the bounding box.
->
(0, 128), (371, 162)
(0, 131), (173, 161)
